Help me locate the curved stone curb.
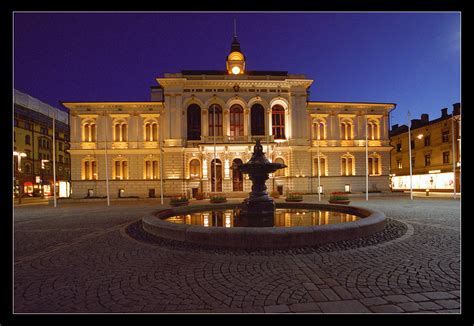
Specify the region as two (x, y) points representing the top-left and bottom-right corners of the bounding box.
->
(141, 203), (386, 249)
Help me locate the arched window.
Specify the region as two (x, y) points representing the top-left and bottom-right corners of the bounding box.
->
(340, 120), (353, 140)
(272, 105), (286, 139)
(274, 158), (286, 177)
(82, 121), (96, 142)
(25, 135), (31, 145)
(114, 121), (128, 142)
(314, 157), (327, 176)
(209, 105), (223, 136)
(313, 120), (326, 140)
(114, 159), (128, 180)
(229, 105), (244, 137)
(187, 104), (201, 140)
(341, 154), (355, 176)
(368, 154), (381, 175)
(251, 104), (265, 136)
(82, 159), (97, 180)
(189, 159), (201, 179)
(144, 122), (159, 141)
(368, 120), (379, 140)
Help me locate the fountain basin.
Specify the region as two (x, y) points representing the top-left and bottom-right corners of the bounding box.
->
(141, 203), (386, 249)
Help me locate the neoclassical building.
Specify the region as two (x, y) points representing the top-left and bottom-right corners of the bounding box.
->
(63, 35), (395, 199)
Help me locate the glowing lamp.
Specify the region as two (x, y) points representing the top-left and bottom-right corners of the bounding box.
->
(231, 66), (241, 75)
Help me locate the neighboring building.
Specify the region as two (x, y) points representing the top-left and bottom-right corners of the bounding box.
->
(63, 35), (395, 199)
(389, 103), (461, 192)
(13, 89), (71, 198)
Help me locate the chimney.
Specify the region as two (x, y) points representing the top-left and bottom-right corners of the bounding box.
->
(441, 108), (448, 117)
(421, 113), (429, 122)
(411, 119), (421, 129)
(453, 103), (460, 116)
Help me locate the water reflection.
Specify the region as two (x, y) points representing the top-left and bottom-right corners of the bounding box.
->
(164, 209), (359, 228)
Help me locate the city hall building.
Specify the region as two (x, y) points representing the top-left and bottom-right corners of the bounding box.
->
(63, 36), (395, 199)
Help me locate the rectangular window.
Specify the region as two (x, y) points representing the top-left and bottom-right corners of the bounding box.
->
(443, 151), (450, 164)
(145, 161), (152, 179)
(424, 154), (431, 166)
(153, 161), (159, 179)
(411, 140), (415, 149)
(84, 161), (90, 180)
(314, 158), (326, 176)
(92, 161), (97, 179)
(442, 130), (449, 143)
(59, 143), (63, 151)
(59, 155), (63, 163)
(397, 159), (402, 169)
(115, 161), (121, 179)
(396, 143), (401, 152)
(412, 157), (416, 168)
(424, 135), (431, 147)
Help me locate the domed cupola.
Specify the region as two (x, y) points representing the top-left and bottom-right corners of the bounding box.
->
(226, 20), (246, 75)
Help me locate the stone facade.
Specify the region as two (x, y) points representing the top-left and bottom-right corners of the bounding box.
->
(63, 37), (395, 199)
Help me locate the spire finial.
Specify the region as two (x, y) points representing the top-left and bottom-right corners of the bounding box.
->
(234, 18), (237, 38)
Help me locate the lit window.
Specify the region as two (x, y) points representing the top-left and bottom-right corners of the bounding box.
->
(314, 157), (326, 176)
(230, 105), (244, 137)
(189, 159), (201, 179)
(272, 105), (285, 140)
(274, 158), (286, 177)
(341, 155), (354, 176)
(209, 105), (223, 136)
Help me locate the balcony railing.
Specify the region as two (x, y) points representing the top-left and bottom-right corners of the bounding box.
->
(200, 135), (275, 143)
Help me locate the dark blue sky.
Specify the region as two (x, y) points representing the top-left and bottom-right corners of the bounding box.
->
(13, 12), (460, 127)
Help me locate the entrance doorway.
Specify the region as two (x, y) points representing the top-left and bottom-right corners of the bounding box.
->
(232, 158), (243, 191)
(211, 159), (222, 192)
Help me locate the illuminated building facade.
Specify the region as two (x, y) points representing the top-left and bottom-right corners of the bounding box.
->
(389, 103), (461, 192)
(63, 36), (395, 199)
(13, 89), (71, 198)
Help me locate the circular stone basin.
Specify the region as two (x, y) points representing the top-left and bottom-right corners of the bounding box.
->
(142, 203), (386, 249)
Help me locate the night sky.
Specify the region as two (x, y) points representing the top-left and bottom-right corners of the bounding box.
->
(13, 12), (460, 127)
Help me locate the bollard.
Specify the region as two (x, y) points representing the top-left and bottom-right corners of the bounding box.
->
(426, 189), (429, 196)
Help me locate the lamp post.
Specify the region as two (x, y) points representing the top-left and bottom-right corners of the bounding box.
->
(13, 151), (27, 205)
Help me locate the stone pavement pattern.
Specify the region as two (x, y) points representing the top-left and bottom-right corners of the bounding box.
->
(13, 197), (460, 313)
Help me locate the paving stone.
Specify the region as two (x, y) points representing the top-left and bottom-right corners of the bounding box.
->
(332, 286), (353, 300)
(434, 300), (460, 309)
(383, 295), (412, 303)
(418, 301), (443, 311)
(309, 290), (328, 302)
(264, 305), (291, 313)
(360, 297), (388, 306)
(398, 302), (422, 312)
(318, 300), (371, 313)
(321, 288), (341, 301)
(370, 305), (404, 313)
(422, 292), (456, 300)
(289, 302), (321, 313)
(406, 293), (430, 302)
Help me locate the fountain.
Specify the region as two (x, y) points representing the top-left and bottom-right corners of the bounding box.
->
(140, 140), (387, 248)
(235, 139), (286, 227)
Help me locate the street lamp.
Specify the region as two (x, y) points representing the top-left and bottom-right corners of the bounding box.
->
(13, 151), (27, 205)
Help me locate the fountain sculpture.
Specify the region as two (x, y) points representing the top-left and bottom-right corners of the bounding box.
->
(236, 139), (286, 226)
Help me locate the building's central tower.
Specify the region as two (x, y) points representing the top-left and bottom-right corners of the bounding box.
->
(226, 21), (246, 75)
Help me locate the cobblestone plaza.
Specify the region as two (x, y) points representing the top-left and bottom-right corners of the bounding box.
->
(13, 196), (460, 314)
